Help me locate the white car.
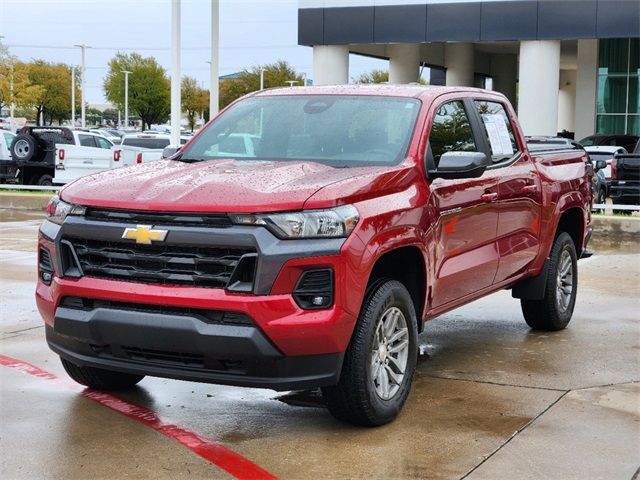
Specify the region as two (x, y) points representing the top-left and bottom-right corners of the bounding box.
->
(53, 132), (114, 185)
(113, 133), (190, 167)
(584, 145), (628, 181)
(0, 130), (15, 161)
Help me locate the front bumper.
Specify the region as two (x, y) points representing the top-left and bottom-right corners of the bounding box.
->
(37, 216), (365, 389)
(46, 307), (343, 391)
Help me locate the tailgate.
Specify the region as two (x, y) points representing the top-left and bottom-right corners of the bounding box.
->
(616, 155), (640, 181)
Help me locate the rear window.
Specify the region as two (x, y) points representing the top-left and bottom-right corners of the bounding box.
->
(122, 137), (170, 149)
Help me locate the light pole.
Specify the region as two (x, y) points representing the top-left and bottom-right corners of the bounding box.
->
(285, 80), (299, 87)
(121, 70), (132, 129)
(210, 0), (219, 117)
(260, 68), (265, 90)
(71, 66), (75, 127)
(74, 44), (90, 128)
(170, 0), (181, 145)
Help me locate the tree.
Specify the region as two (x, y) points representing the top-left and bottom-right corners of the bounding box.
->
(353, 69), (389, 84)
(104, 53), (170, 130)
(219, 60), (304, 109)
(0, 43), (44, 117)
(25, 60), (77, 125)
(181, 76), (209, 131)
(353, 69), (428, 85)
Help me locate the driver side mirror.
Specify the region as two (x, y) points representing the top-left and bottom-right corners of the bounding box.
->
(594, 159), (607, 171)
(162, 145), (181, 159)
(429, 152), (487, 180)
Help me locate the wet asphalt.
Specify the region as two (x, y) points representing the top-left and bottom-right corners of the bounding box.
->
(1, 209), (638, 479)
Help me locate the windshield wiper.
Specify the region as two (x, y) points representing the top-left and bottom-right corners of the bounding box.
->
(172, 156), (203, 163)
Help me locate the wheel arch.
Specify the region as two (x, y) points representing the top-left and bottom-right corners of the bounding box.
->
(366, 245), (427, 331)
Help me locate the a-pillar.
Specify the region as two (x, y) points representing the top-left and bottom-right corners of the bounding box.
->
(518, 40), (561, 136)
(313, 45), (349, 86)
(574, 39), (598, 140)
(388, 44), (420, 84)
(445, 43), (474, 86)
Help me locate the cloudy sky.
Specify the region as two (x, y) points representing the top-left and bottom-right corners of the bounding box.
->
(0, 0), (384, 104)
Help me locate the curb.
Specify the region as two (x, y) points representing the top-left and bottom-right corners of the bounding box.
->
(0, 193), (54, 212)
(592, 215), (640, 236)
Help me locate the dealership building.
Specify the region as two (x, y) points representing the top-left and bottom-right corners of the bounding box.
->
(298, 0), (639, 140)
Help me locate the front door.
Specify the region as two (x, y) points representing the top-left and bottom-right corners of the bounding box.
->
(426, 100), (501, 308)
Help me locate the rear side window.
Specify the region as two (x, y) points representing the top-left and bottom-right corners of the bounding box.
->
(96, 137), (112, 149)
(429, 101), (477, 167)
(474, 100), (519, 162)
(78, 135), (97, 147)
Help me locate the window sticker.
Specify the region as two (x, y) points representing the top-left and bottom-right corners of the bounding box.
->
(481, 114), (514, 157)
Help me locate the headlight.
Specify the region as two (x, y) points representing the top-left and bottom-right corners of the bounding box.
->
(230, 205), (359, 239)
(46, 196), (85, 225)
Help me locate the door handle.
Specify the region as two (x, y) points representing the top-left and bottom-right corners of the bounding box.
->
(480, 192), (499, 202)
(522, 185), (538, 194)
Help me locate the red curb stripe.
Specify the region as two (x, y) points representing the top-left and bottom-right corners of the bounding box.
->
(0, 354), (277, 480)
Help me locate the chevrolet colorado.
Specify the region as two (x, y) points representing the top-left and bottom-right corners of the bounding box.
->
(37, 86), (592, 426)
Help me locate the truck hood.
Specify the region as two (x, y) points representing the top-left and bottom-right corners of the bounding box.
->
(60, 159), (404, 213)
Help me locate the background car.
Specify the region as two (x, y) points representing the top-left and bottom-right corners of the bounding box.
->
(579, 134), (638, 153)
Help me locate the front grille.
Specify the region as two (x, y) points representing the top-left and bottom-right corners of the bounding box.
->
(64, 237), (255, 288)
(84, 208), (233, 228)
(59, 297), (254, 326)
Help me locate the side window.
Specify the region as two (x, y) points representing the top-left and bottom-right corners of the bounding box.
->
(96, 137), (112, 149)
(474, 100), (519, 162)
(78, 135), (97, 147)
(429, 101), (477, 167)
(3, 133), (14, 148)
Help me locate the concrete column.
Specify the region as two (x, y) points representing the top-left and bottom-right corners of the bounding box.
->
(313, 45), (349, 85)
(558, 69), (577, 134)
(518, 40), (560, 136)
(490, 53), (518, 106)
(574, 39), (598, 140)
(388, 44), (420, 84)
(445, 43), (474, 86)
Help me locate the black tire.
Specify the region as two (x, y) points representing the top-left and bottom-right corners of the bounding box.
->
(521, 232), (578, 331)
(61, 358), (144, 390)
(321, 279), (418, 427)
(34, 174), (53, 186)
(10, 134), (37, 162)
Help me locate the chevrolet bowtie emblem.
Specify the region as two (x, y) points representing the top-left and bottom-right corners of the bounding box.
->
(122, 225), (168, 245)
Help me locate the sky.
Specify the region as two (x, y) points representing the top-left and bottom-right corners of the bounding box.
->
(0, 0), (385, 105)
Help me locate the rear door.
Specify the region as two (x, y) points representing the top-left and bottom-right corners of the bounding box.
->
(426, 98), (501, 307)
(470, 99), (542, 283)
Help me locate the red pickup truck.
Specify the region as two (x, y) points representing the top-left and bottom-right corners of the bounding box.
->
(36, 86), (592, 426)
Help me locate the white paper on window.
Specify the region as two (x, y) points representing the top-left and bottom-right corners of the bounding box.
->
(481, 114), (514, 157)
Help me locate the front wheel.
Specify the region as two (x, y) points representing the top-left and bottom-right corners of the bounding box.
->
(521, 232), (578, 331)
(322, 279), (418, 426)
(61, 358), (144, 390)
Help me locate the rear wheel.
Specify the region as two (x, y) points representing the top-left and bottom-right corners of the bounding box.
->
(322, 279), (418, 426)
(521, 232), (578, 331)
(34, 174), (53, 186)
(61, 358), (144, 390)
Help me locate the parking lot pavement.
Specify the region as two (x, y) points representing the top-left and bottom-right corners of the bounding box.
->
(1, 209), (639, 479)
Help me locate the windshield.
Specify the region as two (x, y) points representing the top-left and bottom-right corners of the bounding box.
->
(122, 137), (170, 149)
(579, 136), (597, 146)
(588, 153), (613, 161)
(179, 95), (421, 167)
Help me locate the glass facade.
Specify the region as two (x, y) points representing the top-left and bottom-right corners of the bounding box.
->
(596, 38), (640, 136)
